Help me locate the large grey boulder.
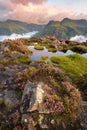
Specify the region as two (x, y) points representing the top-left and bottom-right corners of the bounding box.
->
(22, 82), (44, 111)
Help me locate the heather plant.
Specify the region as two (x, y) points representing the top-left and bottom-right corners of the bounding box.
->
(41, 81), (81, 124)
(13, 62), (81, 128)
(6, 39), (32, 54)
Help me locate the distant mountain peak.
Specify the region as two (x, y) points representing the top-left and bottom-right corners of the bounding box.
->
(62, 18), (70, 21)
(47, 20), (60, 26)
(47, 20), (55, 25)
(61, 18), (87, 23)
(6, 19), (28, 24)
(61, 18), (71, 23)
(37, 18), (87, 39)
(0, 20), (45, 35)
(6, 19), (18, 22)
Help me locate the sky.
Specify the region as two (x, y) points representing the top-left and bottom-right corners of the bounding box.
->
(0, 0), (87, 24)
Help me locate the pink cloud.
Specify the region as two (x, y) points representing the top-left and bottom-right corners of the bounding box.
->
(29, 0), (48, 4)
(0, 0), (14, 11)
(0, 0), (87, 24)
(12, 0), (29, 5)
(11, 0), (48, 5)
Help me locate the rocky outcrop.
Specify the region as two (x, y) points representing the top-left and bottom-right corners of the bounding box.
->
(20, 81), (81, 130)
(22, 82), (44, 112)
(0, 37), (86, 130)
(0, 69), (83, 130)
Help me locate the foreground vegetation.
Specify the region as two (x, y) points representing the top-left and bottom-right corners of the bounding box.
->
(0, 37), (87, 130)
(50, 54), (87, 101)
(50, 54), (87, 81)
(13, 56), (31, 64)
(34, 45), (44, 50)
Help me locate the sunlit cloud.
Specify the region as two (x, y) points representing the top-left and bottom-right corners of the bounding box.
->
(12, 0), (48, 5)
(0, 0), (87, 24)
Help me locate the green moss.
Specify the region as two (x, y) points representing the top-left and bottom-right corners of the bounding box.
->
(71, 45), (87, 53)
(34, 59), (45, 63)
(61, 45), (87, 53)
(61, 46), (73, 52)
(50, 54), (87, 81)
(1, 126), (10, 130)
(47, 44), (56, 48)
(45, 44), (58, 52)
(48, 48), (57, 52)
(17, 90), (22, 98)
(23, 45), (33, 53)
(76, 74), (87, 100)
(41, 56), (48, 60)
(0, 58), (12, 65)
(13, 56), (31, 64)
(49, 78), (61, 91)
(0, 56), (31, 65)
(34, 45), (44, 50)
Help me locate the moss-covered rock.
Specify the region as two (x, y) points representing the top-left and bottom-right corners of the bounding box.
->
(48, 48), (57, 52)
(41, 56), (48, 60)
(34, 45), (44, 50)
(13, 56), (31, 64)
(71, 45), (87, 53)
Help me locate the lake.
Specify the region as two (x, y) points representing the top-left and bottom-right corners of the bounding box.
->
(28, 46), (87, 60)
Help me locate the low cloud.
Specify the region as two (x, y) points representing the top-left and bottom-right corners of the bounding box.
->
(70, 35), (87, 43)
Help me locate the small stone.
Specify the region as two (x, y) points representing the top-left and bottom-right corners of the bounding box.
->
(24, 119), (28, 123)
(51, 119), (55, 124)
(22, 114), (28, 123)
(80, 123), (84, 127)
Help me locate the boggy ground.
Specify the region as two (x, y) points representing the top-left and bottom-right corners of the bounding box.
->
(23, 36), (87, 53)
(0, 37), (87, 130)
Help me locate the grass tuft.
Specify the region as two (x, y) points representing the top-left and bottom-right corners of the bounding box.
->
(50, 54), (87, 81)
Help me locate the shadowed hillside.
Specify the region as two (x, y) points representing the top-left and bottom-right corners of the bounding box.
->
(0, 19), (45, 35)
(37, 18), (87, 39)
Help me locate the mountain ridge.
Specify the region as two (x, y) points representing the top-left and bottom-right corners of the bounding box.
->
(0, 18), (87, 39)
(0, 19), (45, 35)
(37, 18), (87, 39)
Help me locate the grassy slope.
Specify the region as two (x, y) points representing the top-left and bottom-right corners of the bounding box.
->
(50, 54), (87, 81)
(0, 21), (29, 35)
